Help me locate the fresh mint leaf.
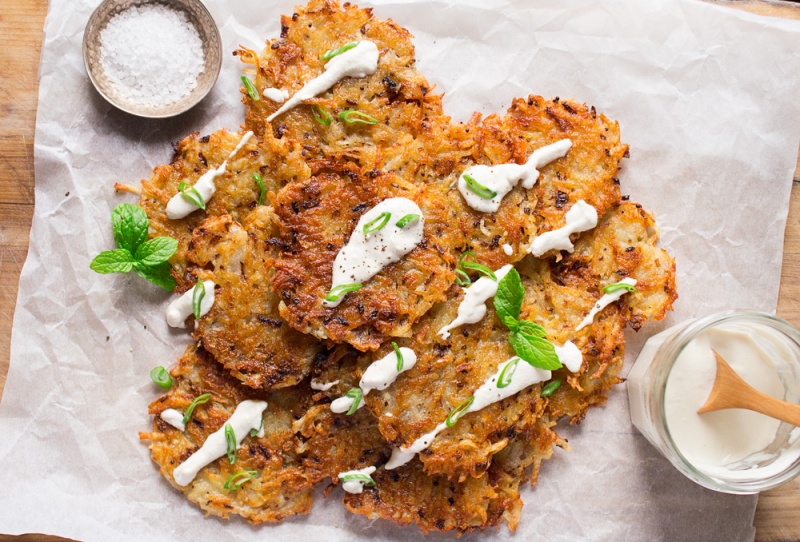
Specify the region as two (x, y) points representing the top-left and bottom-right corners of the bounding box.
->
(493, 268), (523, 323)
(515, 320), (547, 339)
(111, 203), (149, 255)
(509, 330), (562, 370)
(90, 249), (135, 274)
(133, 261), (177, 291)
(134, 237), (178, 267)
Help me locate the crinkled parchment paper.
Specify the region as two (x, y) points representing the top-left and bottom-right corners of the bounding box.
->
(1, 0), (800, 540)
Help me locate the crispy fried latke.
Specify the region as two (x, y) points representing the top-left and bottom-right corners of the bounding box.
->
(187, 209), (325, 390)
(140, 345), (317, 523)
(239, 0), (446, 175)
(270, 163), (458, 351)
(342, 202), (674, 480)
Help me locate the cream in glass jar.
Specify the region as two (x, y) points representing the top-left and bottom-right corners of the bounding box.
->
(627, 310), (800, 493)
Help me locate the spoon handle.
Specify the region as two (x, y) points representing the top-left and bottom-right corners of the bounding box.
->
(736, 385), (800, 428)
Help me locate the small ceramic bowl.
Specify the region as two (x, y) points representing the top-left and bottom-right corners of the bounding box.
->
(82, 0), (222, 118)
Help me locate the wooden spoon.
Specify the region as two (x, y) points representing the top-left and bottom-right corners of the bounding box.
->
(698, 350), (800, 427)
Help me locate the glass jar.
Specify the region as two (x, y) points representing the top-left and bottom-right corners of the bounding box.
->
(628, 310), (800, 494)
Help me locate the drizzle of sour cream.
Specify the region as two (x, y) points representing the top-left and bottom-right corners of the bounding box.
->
(330, 394), (365, 414)
(267, 41), (380, 122)
(438, 264), (513, 339)
(172, 399), (267, 486)
(502, 244), (513, 256)
(360, 347), (417, 395)
(529, 200), (598, 257)
(160, 408), (186, 431)
(311, 379), (340, 391)
(575, 278), (638, 331)
(166, 280), (215, 328)
(323, 197), (424, 308)
(165, 131), (254, 220)
(262, 87), (289, 102)
(385, 356), (552, 470)
(457, 139), (572, 213)
(338, 466), (377, 494)
(555, 340), (583, 372)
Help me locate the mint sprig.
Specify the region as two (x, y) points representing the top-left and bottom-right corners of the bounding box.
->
(493, 268), (562, 371)
(91, 203), (177, 291)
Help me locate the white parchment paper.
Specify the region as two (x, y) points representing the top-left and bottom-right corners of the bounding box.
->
(2, 0), (800, 540)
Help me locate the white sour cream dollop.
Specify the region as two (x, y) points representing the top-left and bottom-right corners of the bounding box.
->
(457, 139), (572, 213)
(324, 197), (424, 308)
(529, 200), (598, 257)
(575, 278), (637, 331)
(166, 280), (215, 328)
(438, 264), (513, 339)
(267, 41), (380, 122)
(338, 466), (377, 494)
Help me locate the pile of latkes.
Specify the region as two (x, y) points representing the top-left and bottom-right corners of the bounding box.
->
(136, 0), (677, 534)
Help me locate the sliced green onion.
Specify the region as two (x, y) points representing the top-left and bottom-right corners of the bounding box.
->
(241, 75), (259, 101)
(179, 182), (206, 210)
(339, 472), (376, 486)
(325, 283), (362, 303)
(339, 110), (379, 125)
(395, 214), (420, 228)
(345, 388), (363, 416)
(223, 470), (258, 491)
(192, 280), (206, 320)
(250, 418), (263, 437)
(392, 342), (404, 372)
(455, 268), (471, 287)
(445, 396), (475, 427)
(253, 172), (266, 205)
(182, 393), (211, 426)
(462, 173), (497, 199)
(603, 282), (638, 294)
(225, 423), (237, 464)
(458, 250), (497, 281)
(363, 212), (391, 234)
(497, 358), (520, 389)
(541, 379), (562, 397)
(321, 41), (359, 61)
(149, 366), (172, 389)
(311, 104), (332, 126)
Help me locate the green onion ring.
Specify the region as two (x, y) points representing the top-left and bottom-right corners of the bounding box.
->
(178, 182), (206, 210)
(191, 280), (206, 320)
(455, 269), (472, 287)
(241, 75), (260, 101)
(363, 211), (391, 234)
(223, 470), (258, 491)
(392, 341), (404, 372)
(497, 357), (520, 389)
(250, 418), (263, 437)
(462, 173), (497, 199)
(541, 379), (562, 397)
(311, 104), (332, 126)
(458, 250), (497, 281)
(253, 172), (266, 205)
(395, 214), (420, 228)
(325, 283), (362, 303)
(345, 388), (363, 416)
(182, 393), (211, 426)
(339, 110), (379, 125)
(603, 282), (638, 294)
(321, 41), (359, 61)
(445, 396), (475, 427)
(225, 423), (237, 464)
(149, 366), (172, 389)
(339, 472), (376, 486)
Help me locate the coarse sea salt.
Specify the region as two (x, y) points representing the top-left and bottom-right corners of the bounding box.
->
(100, 4), (204, 107)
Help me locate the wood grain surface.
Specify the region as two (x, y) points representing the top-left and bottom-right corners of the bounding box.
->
(0, 0), (798, 540)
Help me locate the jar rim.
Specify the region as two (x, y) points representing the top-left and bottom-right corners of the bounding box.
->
(650, 309), (800, 494)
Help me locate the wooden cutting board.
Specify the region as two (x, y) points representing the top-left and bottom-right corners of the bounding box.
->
(0, 0), (798, 540)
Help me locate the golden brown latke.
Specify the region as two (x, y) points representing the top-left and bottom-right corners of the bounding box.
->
(139, 128), (310, 291)
(270, 163), (458, 351)
(329, 202), (675, 480)
(187, 209), (324, 390)
(415, 96), (626, 270)
(238, 0), (446, 174)
(140, 345), (318, 523)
